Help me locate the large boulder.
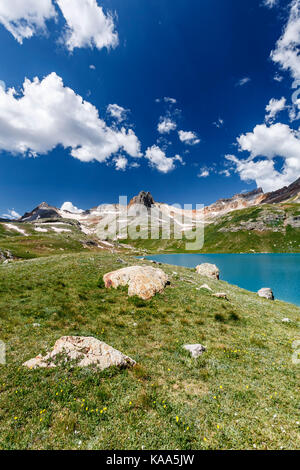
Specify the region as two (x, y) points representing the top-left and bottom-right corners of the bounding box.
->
(258, 288), (274, 300)
(103, 266), (168, 300)
(196, 263), (220, 280)
(23, 336), (136, 370)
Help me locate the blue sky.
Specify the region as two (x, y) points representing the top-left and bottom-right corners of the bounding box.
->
(0, 0), (299, 217)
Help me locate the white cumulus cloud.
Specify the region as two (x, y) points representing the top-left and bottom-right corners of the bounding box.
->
(271, 0), (300, 80)
(158, 117), (177, 134)
(114, 155), (128, 171)
(0, 0), (56, 44)
(61, 202), (84, 213)
(178, 130), (200, 145)
(56, 0), (118, 51)
(198, 169), (210, 178)
(265, 97), (287, 122)
(145, 145), (182, 173)
(0, 72), (142, 166)
(107, 104), (127, 123)
(227, 122), (300, 191)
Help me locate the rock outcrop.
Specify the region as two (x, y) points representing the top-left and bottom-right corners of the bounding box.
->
(196, 263), (220, 280)
(23, 336), (136, 370)
(183, 344), (206, 358)
(258, 288), (274, 300)
(128, 191), (155, 209)
(103, 266), (168, 300)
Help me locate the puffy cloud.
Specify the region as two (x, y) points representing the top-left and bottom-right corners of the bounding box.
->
(89, 64), (96, 70)
(0, 0), (118, 52)
(1, 209), (21, 219)
(107, 104), (127, 123)
(178, 130), (200, 145)
(56, 0), (118, 51)
(0, 72), (142, 166)
(265, 97), (286, 122)
(114, 155), (128, 171)
(198, 169), (210, 178)
(61, 202), (84, 213)
(236, 77), (251, 87)
(0, 0), (56, 44)
(157, 117), (177, 134)
(145, 145), (181, 173)
(227, 122), (300, 191)
(271, 0), (300, 80)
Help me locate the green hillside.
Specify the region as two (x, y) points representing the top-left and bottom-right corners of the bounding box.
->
(119, 204), (300, 254)
(0, 252), (299, 450)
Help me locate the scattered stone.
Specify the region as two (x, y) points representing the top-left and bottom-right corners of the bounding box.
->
(0, 249), (14, 263)
(103, 266), (168, 300)
(33, 323), (41, 327)
(282, 318), (291, 323)
(212, 292), (228, 300)
(183, 344), (206, 358)
(200, 284), (213, 292)
(116, 258), (126, 264)
(258, 288), (274, 300)
(23, 336), (136, 370)
(196, 263), (220, 280)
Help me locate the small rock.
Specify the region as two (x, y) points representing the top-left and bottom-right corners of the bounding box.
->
(282, 318), (291, 323)
(117, 258), (126, 264)
(183, 344), (206, 358)
(23, 336), (136, 370)
(196, 263), (220, 280)
(103, 265), (169, 300)
(33, 323), (41, 327)
(258, 288), (274, 300)
(200, 284), (213, 292)
(212, 292), (228, 300)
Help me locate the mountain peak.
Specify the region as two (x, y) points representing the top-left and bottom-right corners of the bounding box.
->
(20, 202), (61, 222)
(128, 191), (155, 208)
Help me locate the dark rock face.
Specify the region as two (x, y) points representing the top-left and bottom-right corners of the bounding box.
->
(262, 177), (300, 204)
(20, 202), (61, 222)
(128, 191), (155, 208)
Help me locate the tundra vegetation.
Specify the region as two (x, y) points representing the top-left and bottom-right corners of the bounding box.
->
(0, 250), (299, 450)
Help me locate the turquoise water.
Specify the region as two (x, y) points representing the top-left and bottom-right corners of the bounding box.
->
(145, 254), (300, 306)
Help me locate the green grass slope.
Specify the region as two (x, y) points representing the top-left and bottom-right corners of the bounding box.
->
(0, 252), (299, 450)
(120, 204), (300, 253)
(0, 220), (102, 260)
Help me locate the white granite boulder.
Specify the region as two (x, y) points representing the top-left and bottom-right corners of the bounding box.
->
(23, 336), (136, 370)
(103, 265), (169, 300)
(196, 263), (220, 280)
(258, 288), (274, 300)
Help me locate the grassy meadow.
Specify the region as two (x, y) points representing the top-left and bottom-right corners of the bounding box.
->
(0, 251), (299, 450)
